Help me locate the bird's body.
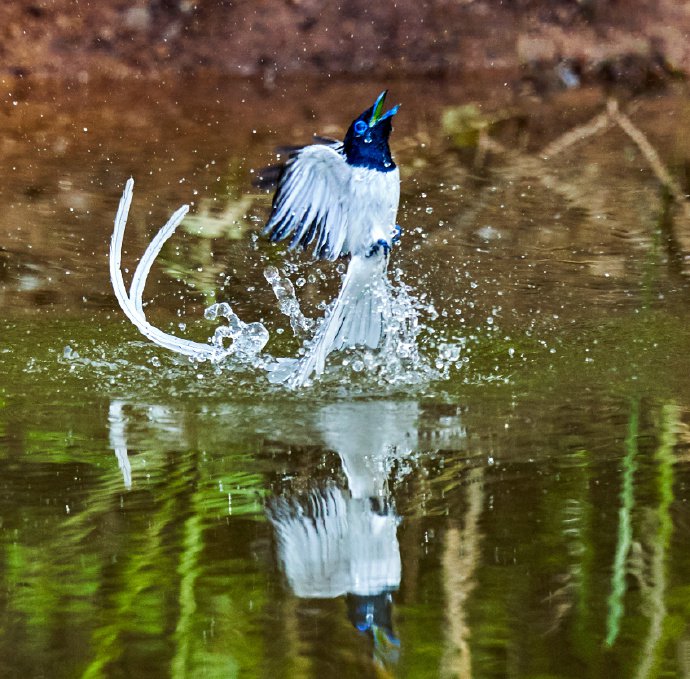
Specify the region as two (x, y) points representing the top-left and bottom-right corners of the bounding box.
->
(346, 164), (400, 256)
(262, 91), (401, 386)
(265, 142), (400, 260)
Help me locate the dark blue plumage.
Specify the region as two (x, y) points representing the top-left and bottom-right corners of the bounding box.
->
(343, 96), (398, 172)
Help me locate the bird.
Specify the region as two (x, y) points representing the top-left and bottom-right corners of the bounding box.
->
(261, 90), (401, 385)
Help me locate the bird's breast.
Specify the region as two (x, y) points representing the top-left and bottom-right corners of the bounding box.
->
(346, 166), (400, 255)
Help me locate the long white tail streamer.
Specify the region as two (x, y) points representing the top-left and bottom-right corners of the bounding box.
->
(110, 178), (267, 362)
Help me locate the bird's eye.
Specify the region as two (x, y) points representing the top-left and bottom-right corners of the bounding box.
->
(354, 120), (368, 136)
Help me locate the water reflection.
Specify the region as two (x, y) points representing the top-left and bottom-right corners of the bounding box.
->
(267, 402), (418, 669)
(0, 386), (683, 677)
(105, 397), (468, 674)
(268, 487), (402, 668)
(108, 400), (132, 490)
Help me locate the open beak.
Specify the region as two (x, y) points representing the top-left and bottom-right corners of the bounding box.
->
(369, 90), (400, 126)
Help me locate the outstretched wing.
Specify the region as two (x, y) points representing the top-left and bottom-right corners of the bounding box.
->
(263, 143), (350, 260)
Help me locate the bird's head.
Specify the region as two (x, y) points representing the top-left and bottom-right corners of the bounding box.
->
(343, 90), (399, 172)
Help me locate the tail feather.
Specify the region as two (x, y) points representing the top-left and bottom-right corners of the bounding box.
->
(269, 252), (389, 388)
(321, 252), (388, 357)
(332, 270), (383, 351)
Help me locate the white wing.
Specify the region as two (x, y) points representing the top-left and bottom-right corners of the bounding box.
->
(264, 144), (351, 261)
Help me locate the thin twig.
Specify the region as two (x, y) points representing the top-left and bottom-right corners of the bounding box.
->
(540, 105), (614, 160)
(609, 103), (686, 202)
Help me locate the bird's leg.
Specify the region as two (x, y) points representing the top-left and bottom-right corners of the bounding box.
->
(367, 239), (391, 258)
(392, 224), (401, 244)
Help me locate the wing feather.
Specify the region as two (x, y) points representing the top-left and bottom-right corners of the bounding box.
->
(264, 144), (350, 261)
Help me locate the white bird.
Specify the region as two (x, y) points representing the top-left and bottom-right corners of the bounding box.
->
(262, 91), (401, 386)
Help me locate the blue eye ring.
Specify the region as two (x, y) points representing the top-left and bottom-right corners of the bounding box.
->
(354, 120), (368, 135)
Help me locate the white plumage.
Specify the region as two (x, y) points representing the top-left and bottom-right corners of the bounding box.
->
(266, 144), (400, 259)
(268, 488), (401, 599)
(266, 401), (417, 599)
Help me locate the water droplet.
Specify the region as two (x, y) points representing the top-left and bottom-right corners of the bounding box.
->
(263, 267), (313, 338)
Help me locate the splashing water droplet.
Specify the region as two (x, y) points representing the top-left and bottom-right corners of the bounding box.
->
(264, 267), (314, 338)
(205, 302), (269, 359)
(63, 345), (79, 361)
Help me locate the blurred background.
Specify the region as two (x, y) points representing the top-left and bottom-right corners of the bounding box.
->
(3, 0), (690, 86)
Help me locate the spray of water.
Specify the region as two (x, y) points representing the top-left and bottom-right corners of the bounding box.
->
(108, 179), (461, 389)
(263, 266), (314, 338)
(261, 263), (447, 388)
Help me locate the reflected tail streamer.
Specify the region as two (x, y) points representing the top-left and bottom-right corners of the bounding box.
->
(108, 400), (132, 490)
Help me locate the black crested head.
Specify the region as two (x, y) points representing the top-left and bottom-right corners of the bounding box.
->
(343, 90), (399, 172)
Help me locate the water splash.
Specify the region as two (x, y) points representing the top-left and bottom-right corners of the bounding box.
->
(108, 179), (463, 390)
(265, 264), (449, 389)
(263, 266), (314, 338)
(204, 302), (269, 359)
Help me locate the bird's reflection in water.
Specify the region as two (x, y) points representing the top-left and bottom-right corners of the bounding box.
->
(267, 401), (420, 670)
(106, 397), (467, 672)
